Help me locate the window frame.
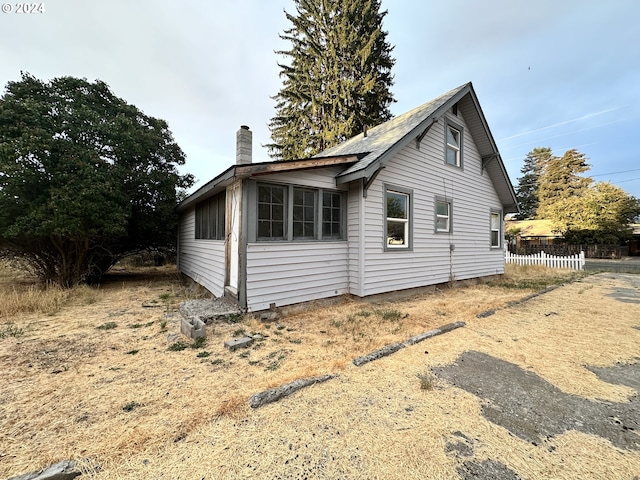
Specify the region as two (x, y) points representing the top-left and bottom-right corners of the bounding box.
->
(292, 187), (317, 240)
(384, 184), (413, 251)
(444, 119), (463, 168)
(194, 191), (226, 240)
(251, 181), (346, 242)
(490, 210), (502, 248)
(322, 190), (344, 240)
(257, 184), (287, 241)
(435, 196), (453, 234)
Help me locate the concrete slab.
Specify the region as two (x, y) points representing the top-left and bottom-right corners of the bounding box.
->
(179, 297), (243, 324)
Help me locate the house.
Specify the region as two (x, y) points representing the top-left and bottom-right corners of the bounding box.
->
(505, 219), (562, 250)
(176, 82), (518, 312)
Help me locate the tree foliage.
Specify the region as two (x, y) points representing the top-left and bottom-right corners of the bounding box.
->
(268, 0), (396, 160)
(537, 149), (592, 219)
(514, 146), (639, 244)
(514, 147), (551, 220)
(547, 182), (640, 244)
(0, 73), (193, 287)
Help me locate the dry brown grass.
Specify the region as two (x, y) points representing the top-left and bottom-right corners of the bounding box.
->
(1, 263), (639, 479)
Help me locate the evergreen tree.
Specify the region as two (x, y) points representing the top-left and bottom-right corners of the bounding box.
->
(514, 147), (552, 220)
(268, 0), (396, 160)
(537, 149), (592, 219)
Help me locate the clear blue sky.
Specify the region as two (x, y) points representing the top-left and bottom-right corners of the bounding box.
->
(2, 1), (639, 198)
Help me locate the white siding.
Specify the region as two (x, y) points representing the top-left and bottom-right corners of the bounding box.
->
(177, 206), (226, 298)
(360, 111), (505, 296)
(256, 167), (347, 190)
(347, 182), (362, 296)
(246, 242), (349, 311)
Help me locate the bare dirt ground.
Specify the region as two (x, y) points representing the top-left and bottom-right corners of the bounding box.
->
(1, 267), (639, 479)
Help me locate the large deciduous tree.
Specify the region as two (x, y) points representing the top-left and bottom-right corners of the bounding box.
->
(0, 73), (193, 287)
(548, 182), (640, 244)
(514, 147), (552, 220)
(268, 0), (396, 160)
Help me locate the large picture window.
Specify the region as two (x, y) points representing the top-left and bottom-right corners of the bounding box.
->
(195, 192), (225, 240)
(385, 186), (412, 250)
(254, 183), (345, 242)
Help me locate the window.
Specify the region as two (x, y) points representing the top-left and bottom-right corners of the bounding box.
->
(445, 122), (462, 167)
(490, 211), (502, 248)
(258, 184), (286, 240)
(322, 191), (343, 240)
(254, 183), (345, 241)
(293, 188), (316, 239)
(195, 192), (226, 240)
(435, 198), (452, 233)
(385, 187), (411, 249)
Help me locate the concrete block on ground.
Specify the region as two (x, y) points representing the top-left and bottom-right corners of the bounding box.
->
(9, 460), (81, 480)
(181, 317), (206, 339)
(353, 321), (467, 366)
(405, 321), (466, 345)
(224, 336), (254, 350)
(352, 342), (406, 367)
(250, 375), (336, 408)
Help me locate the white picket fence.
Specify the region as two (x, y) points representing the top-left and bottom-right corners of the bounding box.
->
(505, 247), (585, 271)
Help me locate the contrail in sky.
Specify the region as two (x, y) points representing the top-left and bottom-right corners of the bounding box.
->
(498, 106), (628, 142)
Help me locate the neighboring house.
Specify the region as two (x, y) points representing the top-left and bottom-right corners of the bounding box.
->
(176, 82), (518, 312)
(506, 219), (562, 250)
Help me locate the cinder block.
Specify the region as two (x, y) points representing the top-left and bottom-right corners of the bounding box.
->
(224, 336), (254, 351)
(181, 317), (206, 339)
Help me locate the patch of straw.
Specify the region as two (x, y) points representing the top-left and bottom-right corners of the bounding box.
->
(1, 266), (638, 479)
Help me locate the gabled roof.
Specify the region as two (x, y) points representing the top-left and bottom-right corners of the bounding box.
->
(179, 82), (518, 213)
(316, 82), (518, 212)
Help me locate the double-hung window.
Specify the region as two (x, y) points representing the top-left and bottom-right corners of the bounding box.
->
(490, 211), (502, 248)
(435, 197), (452, 233)
(195, 192), (225, 240)
(385, 186), (412, 249)
(255, 183), (345, 242)
(445, 121), (463, 167)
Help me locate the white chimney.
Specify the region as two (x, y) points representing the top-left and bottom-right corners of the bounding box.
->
(236, 125), (252, 165)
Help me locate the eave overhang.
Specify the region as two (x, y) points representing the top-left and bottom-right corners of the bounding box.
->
(176, 154), (359, 212)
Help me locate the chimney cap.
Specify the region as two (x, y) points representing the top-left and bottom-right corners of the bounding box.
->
(240, 125), (250, 130)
